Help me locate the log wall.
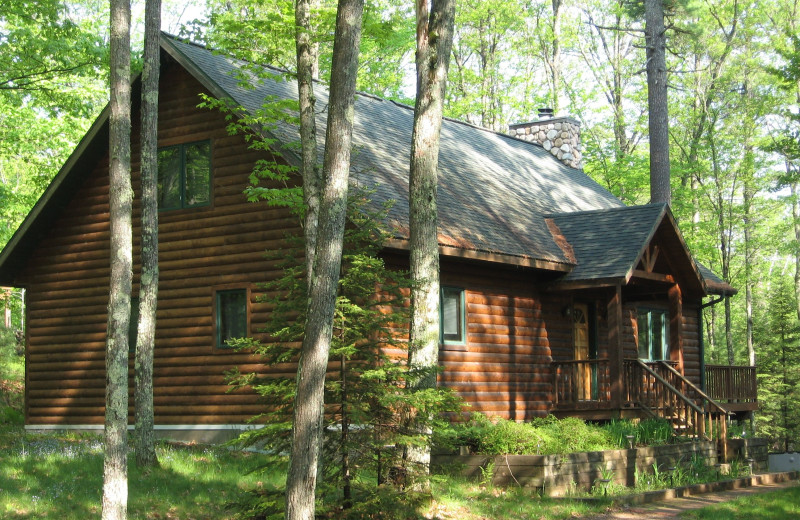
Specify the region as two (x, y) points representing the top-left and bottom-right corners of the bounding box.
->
(20, 56), (301, 425)
(16, 55), (708, 430)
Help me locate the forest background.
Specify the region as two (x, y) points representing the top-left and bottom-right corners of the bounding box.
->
(1, 0), (799, 445)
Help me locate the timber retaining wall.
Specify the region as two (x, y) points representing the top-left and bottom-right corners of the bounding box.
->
(433, 441), (733, 496)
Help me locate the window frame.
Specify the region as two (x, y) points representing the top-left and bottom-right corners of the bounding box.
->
(213, 286), (250, 350)
(440, 286), (467, 350)
(637, 306), (669, 361)
(157, 140), (212, 211)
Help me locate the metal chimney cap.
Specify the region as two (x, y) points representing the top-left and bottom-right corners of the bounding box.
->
(537, 107), (554, 118)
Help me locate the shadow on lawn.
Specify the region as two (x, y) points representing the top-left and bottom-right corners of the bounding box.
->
(0, 429), (284, 520)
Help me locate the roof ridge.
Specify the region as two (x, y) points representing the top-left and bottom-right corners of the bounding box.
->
(545, 203), (666, 219)
(164, 32), (558, 154)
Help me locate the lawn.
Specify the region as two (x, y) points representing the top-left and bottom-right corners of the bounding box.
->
(0, 426), (286, 519)
(0, 424), (614, 520)
(681, 485), (800, 519)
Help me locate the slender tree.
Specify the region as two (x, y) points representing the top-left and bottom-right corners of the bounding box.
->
(644, 0), (670, 204)
(103, 0), (132, 517)
(406, 0), (456, 476)
(135, 0), (161, 468)
(285, 0), (363, 517)
(295, 0), (322, 285)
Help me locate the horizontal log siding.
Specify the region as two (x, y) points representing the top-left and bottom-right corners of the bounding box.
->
(20, 61), (302, 425)
(682, 302), (701, 386)
(438, 264), (555, 420)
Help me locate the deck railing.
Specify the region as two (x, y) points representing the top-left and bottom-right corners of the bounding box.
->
(552, 359), (610, 407)
(705, 364), (757, 404)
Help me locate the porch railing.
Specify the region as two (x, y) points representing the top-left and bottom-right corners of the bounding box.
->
(625, 359), (730, 460)
(552, 359), (610, 407)
(705, 364), (757, 405)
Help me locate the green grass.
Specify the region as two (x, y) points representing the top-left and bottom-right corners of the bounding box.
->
(680, 485), (800, 519)
(0, 426), (285, 519)
(0, 424), (613, 520)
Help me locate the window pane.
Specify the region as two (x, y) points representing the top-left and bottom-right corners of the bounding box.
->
(218, 290), (247, 348)
(184, 141), (211, 207)
(637, 310), (649, 360)
(442, 292), (459, 336)
(157, 148), (182, 209)
(652, 310), (667, 360)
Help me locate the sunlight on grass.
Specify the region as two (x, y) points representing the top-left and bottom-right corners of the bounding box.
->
(0, 425), (286, 520)
(681, 485), (800, 519)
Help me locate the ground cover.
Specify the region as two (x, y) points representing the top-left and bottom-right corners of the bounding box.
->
(680, 485), (800, 519)
(0, 424), (614, 519)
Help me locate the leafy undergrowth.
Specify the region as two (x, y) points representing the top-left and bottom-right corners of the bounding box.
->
(0, 326), (24, 425)
(680, 485), (800, 519)
(442, 414), (675, 456)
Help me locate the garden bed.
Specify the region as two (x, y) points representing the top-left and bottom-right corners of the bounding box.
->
(433, 441), (726, 496)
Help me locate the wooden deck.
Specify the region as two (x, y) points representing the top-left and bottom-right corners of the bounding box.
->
(552, 359), (757, 416)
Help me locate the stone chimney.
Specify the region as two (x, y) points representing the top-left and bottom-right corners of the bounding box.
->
(509, 109), (582, 169)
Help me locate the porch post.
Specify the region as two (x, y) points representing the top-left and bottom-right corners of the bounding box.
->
(608, 283), (624, 409)
(668, 283), (684, 374)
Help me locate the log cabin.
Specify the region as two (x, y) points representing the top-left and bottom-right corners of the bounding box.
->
(0, 34), (757, 444)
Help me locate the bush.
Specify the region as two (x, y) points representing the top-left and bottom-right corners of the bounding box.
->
(445, 416), (676, 456)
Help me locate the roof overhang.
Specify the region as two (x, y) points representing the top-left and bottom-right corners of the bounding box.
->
(383, 238), (573, 272)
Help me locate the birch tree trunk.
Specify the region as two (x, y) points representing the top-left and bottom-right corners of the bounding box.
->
(103, 0), (132, 517)
(285, 1), (363, 518)
(135, 0), (160, 468)
(406, 0), (456, 476)
(295, 0), (322, 286)
(644, 0), (671, 205)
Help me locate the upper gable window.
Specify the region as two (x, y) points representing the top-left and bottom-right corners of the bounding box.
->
(157, 141), (211, 210)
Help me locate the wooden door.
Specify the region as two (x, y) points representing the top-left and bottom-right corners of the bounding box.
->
(573, 303), (591, 401)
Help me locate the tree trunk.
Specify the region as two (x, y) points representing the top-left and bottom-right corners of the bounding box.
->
(103, 0), (132, 518)
(743, 171), (754, 367)
(792, 181), (800, 322)
(406, 0), (456, 477)
(295, 0), (322, 287)
(550, 0), (562, 115)
(135, 0), (160, 468)
(284, 1), (363, 518)
(644, 0), (670, 205)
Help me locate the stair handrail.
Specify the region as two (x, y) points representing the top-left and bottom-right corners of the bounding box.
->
(655, 361), (729, 416)
(630, 359), (730, 462)
(627, 359), (705, 416)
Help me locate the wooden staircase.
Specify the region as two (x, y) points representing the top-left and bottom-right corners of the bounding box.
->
(624, 359), (731, 461)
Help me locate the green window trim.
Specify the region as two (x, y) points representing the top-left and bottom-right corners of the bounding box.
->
(637, 307), (669, 361)
(215, 288), (249, 350)
(157, 140), (212, 211)
(440, 286), (466, 348)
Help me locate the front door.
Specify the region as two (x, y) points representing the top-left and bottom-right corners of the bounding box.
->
(573, 303), (592, 401)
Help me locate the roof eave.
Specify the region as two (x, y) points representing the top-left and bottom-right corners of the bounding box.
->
(383, 238), (573, 272)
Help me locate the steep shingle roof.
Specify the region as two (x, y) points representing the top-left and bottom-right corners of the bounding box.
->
(0, 34), (734, 296)
(547, 204), (667, 283)
(164, 35), (622, 268)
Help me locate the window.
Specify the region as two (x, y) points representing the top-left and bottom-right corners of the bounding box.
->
(440, 287), (466, 346)
(216, 289), (248, 349)
(637, 308), (668, 361)
(157, 141), (211, 210)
